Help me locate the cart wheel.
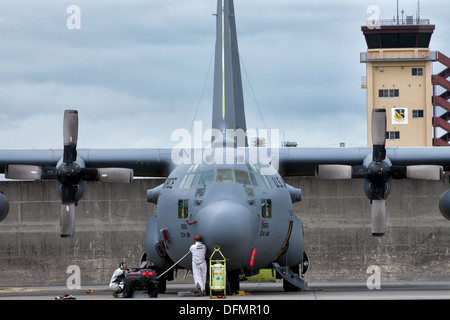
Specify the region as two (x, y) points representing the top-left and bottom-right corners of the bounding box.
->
(123, 283), (134, 298)
(148, 284), (159, 298)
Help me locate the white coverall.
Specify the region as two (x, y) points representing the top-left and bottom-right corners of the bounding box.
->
(190, 241), (207, 292)
(109, 268), (125, 291)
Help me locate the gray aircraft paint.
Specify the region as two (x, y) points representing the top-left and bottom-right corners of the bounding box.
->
(1, 0), (450, 291)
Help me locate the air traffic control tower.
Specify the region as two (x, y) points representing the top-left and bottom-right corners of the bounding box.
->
(361, 15), (436, 147)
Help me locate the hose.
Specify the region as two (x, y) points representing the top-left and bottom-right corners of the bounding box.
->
(156, 250), (191, 279)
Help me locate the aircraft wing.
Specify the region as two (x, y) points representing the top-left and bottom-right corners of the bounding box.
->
(2, 146), (449, 178)
(0, 148), (174, 177)
(0, 146), (175, 237)
(278, 145), (450, 235)
(278, 147), (450, 176)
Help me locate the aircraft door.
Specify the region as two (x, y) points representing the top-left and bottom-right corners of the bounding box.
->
(275, 216), (305, 268)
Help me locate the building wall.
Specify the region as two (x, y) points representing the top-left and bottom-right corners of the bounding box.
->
(364, 48), (433, 147)
(0, 177), (448, 287)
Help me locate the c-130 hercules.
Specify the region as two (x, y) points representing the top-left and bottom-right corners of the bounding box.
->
(1, 0), (450, 293)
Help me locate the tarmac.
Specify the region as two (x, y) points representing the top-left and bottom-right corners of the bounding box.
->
(1, 281), (446, 319)
(0, 281), (449, 300)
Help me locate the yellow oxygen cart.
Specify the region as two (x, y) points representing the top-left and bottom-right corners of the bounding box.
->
(209, 246), (226, 299)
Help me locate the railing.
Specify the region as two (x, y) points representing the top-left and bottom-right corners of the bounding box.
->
(361, 50), (438, 62)
(365, 18), (431, 27)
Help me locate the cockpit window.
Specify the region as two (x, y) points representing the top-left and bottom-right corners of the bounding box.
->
(178, 199), (189, 218)
(195, 188), (205, 197)
(216, 169), (233, 183)
(183, 174), (196, 189)
(234, 170), (249, 184)
(261, 199), (272, 218)
(178, 174), (189, 189)
(179, 167), (214, 189)
(256, 173), (271, 188)
(249, 171), (271, 188)
(178, 166), (271, 189)
(186, 164), (199, 174)
(247, 164), (259, 173)
(200, 170), (215, 185)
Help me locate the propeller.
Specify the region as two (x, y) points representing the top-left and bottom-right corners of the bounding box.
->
(5, 110), (134, 238)
(317, 109), (442, 236)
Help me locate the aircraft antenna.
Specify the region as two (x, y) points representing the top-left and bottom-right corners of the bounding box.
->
(186, 45), (215, 150)
(240, 56), (269, 144)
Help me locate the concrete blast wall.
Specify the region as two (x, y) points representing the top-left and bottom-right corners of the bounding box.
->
(0, 177), (448, 287)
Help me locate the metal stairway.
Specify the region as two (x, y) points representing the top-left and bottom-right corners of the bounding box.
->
(272, 262), (309, 291)
(433, 51), (450, 146)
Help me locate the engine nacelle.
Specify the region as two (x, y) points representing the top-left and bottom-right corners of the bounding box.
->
(439, 189), (450, 221)
(286, 184), (301, 203)
(363, 179), (392, 200)
(55, 157), (86, 203)
(147, 184), (164, 204)
(56, 180), (85, 203)
(0, 192), (9, 222)
(362, 155), (392, 200)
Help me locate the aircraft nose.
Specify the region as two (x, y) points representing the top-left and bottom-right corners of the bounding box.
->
(197, 201), (255, 261)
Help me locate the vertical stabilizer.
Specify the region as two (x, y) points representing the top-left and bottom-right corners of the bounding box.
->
(212, 0), (247, 146)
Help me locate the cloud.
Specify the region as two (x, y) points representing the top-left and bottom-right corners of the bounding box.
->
(0, 0), (448, 151)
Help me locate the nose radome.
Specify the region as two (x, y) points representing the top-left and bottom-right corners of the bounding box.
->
(197, 201), (255, 261)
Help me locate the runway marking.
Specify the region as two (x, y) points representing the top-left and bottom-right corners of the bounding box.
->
(0, 288), (44, 293)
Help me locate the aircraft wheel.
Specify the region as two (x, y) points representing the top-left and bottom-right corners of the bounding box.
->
(158, 278), (167, 293)
(227, 270), (240, 294)
(282, 266), (301, 292)
(123, 283), (134, 298)
(156, 269), (167, 293)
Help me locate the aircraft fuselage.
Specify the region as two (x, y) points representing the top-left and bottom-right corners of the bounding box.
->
(148, 161), (303, 275)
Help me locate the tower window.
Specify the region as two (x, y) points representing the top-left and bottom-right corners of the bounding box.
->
(386, 131), (400, 140)
(379, 89), (399, 98)
(412, 110), (424, 118)
(412, 68), (423, 77)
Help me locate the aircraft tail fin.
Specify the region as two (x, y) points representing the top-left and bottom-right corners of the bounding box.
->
(212, 0), (247, 147)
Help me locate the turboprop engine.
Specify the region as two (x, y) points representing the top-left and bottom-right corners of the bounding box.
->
(316, 109), (442, 236)
(439, 189), (450, 221)
(0, 192), (9, 222)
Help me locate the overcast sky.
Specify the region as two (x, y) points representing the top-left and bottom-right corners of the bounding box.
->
(0, 0), (449, 150)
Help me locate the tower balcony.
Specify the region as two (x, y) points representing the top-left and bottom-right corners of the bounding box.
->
(361, 49), (438, 63)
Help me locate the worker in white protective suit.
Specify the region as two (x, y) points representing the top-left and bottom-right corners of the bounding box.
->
(109, 262), (127, 298)
(190, 235), (207, 296)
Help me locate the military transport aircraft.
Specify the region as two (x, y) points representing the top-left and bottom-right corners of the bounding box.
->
(0, 0), (450, 293)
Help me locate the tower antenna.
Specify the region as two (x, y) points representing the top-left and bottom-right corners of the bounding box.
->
(397, 0), (399, 25)
(417, 0), (421, 24)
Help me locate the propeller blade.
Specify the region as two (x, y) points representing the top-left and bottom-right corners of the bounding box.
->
(372, 109), (387, 162)
(63, 110), (78, 146)
(5, 165), (42, 180)
(371, 199), (386, 236)
(97, 168), (134, 183)
(316, 165), (352, 180)
(351, 165), (369, 179)
(79, 168), (99, 181)
(60, 203), (76, 238)
(406, 165), (442, 180)
(372, 109), (386, 146)
(63, 110), (78, 163)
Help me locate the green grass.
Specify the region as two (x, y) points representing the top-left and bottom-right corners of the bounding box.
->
(246, 269), (276, 282)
